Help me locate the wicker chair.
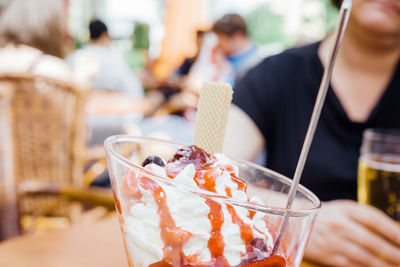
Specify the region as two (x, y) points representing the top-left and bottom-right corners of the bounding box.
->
(0, 73), (113, 240)
(0, 86), (19, 240)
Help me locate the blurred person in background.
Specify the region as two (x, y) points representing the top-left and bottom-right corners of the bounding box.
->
(175, 30), (206, 79)
(226, 0), (400, 266)
(184, 31), (232, 93)
(212, 13), (263, 85)
(186, 14), (261, 91)
(161, 30), (207, 94)
(67, 20), (144, 99)
(0, 0), (72, 81)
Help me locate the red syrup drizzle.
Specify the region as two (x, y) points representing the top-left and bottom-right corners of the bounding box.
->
(224, 171), (272, 264)
(139, 177), (193, 266)
(223, 165), (255, 252)
(194, 168), (228, 265)
(122, 171), (196, 266)
(224, 166), (256, 221)
(225, 187), (254, 250)
(125, 145), (287, 267)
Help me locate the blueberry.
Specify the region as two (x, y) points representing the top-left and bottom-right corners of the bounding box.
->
(142, 155), (165, 167)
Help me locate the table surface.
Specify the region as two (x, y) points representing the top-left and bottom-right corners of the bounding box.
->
(0, 217), (319, 267)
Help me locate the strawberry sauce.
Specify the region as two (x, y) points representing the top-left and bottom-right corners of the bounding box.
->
(195, 169), (228, 264)
(139, 177), (193, 265)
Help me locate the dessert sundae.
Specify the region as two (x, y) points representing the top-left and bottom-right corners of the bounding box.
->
(106, 82), (320, 267)
(118, 145), (287, 267)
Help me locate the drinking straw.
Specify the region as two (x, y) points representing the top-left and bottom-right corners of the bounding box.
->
(272, 0), (352, 254)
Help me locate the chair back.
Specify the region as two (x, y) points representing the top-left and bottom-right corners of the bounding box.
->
(0, 74), (87, 189)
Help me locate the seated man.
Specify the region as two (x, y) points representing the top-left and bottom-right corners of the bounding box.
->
(67, 20), (143, 99)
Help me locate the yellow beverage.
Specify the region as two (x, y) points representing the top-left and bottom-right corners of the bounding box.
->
(358, 155), (400, 221)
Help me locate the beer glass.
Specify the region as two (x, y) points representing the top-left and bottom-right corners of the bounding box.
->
(358, 129), (400, 221)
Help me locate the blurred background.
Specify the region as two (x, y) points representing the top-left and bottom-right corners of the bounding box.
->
(0, 0), (338, 80)
(65, 0), (338, 79)
(0, 0), (338, 240)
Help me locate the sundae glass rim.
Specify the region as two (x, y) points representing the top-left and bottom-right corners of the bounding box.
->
(104, 135), (321, 217)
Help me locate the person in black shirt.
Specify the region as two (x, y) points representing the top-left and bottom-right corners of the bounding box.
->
(225, 0), (400, 266)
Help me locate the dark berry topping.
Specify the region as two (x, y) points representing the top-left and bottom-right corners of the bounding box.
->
(164, 145), (214, 177)
(142, 155), (165, 167)
(168, 145), (213, 166)
(239, 238), (271, 265)
(239, 255), (286, 267)
(250, 238), (269, 252)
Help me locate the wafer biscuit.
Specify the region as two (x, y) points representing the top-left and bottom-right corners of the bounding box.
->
(193, 82), (233, 154)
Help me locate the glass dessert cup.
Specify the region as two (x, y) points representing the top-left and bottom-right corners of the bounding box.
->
(105, 136), (321, 267)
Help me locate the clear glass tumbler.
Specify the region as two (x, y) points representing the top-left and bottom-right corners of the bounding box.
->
(358, 128), (400, 221)
(105, 135), (321, 267)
